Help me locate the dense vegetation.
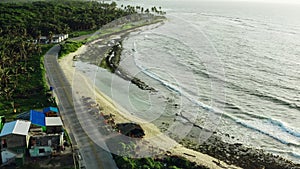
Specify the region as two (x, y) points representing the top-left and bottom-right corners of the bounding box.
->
(114, 155), (210, 169)
(0, 0), (134, 38)
(0, 0), (136, 119)
(0, 34), (56, 119)
(113, 142), (209, 169)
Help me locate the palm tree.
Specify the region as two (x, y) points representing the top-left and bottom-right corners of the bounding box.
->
(48, 31), (53, 43)
(145, 8), (149, 14)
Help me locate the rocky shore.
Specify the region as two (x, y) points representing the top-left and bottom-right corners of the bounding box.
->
(97, 38), (300, 169)
(97, 39), (300, 168)
(75, 15), (300, 169)
(100, 41), (157, 92)
(179, 136), (300, 169)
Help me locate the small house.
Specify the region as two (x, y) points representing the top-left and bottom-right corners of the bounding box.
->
(29, 108), (62, 133)
(45, 117), (63, 134)
(0, 120), (31, 151)
(51, 34), (68, 43)
(0, 120), (31, 165)
(28, 116), (64, 157)
(43, 107), (59, 117)
(28, 133), (63, 157)
(38, 34), (68, 44)
(51, 35), (61, 43)
(29, 130), (63, 157)
(39, 36), (49, 44)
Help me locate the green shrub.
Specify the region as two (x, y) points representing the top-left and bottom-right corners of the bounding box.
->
(59, 41), (83, 58)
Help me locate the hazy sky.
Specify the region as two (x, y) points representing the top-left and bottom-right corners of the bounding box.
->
(226, 0), (300, 4)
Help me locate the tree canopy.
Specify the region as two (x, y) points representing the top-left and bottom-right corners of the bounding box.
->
(0, 0), (136, 118)
(0, 0), (135, 38)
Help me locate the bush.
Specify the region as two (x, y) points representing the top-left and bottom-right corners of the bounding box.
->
(59, 41), (83, 58)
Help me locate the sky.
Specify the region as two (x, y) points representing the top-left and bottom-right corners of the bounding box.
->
(224, 0), (300, 4)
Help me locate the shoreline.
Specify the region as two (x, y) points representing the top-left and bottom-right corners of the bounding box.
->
(58, 23), (241, 169)
(59, 20), (300, 169)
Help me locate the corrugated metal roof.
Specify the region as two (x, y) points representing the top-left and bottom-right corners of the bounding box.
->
(0, 121), (16, 136)
(30, 110), (45, 126)
(43, 107), (59, 114)
(12, 120), (31, 136)
(45, 117), (63, 126)
(0, 120), (31, 137)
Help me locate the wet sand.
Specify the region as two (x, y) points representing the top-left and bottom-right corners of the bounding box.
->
(58, 29), (241, 169)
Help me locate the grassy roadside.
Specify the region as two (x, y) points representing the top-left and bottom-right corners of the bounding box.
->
(58, 29), (97, 59)
(58, 41), (84, 59)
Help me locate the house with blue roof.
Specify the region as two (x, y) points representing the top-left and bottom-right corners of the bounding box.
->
(16, 106), (59, 121)
(0, 120), (31, 166)
(27, 108), (64, 158)
(30, 110), (46, 127)
(28, 116), (64, 157)
(0, 107), (64, 163)
(43, 107), (59, 117)
(29, 109), (63, 133)
(0, 120), (31, 149)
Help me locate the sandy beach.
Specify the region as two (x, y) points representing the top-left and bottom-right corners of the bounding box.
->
(58, 30), (241, 169)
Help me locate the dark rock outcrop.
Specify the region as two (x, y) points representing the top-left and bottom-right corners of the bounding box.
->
(116, 123), (145, 138)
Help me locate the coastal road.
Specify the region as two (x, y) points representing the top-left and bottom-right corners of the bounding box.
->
(44, 45), (118, 169)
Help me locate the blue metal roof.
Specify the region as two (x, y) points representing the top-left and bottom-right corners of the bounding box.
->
(0, 121), (16, 137)
(0, 120), (31, 137)
(43, 107), (59, 114)
(30, 110), (45, 126)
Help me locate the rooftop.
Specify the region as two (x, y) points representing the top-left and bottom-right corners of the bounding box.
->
(45, 117), (63, 126)
(0, 120), (31, 137)
(30, 110), (45, 127)
(43, 107), (59, 114)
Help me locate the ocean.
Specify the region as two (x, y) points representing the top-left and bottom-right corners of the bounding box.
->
(77, 0), (300, 162)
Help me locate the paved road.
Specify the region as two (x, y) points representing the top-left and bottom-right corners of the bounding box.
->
(44, 45), (118, 169)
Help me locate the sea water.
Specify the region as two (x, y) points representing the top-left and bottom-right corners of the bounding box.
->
(77, 0), (300, 162)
